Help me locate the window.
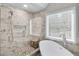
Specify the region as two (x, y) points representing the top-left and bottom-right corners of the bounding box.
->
(30, 17), (43, 36)
(46, 8), (76, 43)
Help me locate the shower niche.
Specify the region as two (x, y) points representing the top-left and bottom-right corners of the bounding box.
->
(13, 25), (26, 38)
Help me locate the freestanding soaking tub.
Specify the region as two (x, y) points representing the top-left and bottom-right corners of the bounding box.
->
(39, 40), (74, 56)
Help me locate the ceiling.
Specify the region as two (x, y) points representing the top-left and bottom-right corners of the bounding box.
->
(5, 3), (48, 13)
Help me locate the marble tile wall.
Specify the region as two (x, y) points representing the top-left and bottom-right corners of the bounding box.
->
(31, 17), (43, 36)
(32, 12), (46, 39)
(0, 5), (35, 56)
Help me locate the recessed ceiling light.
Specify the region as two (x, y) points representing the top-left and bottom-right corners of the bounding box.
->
(23, 4), (28, 8)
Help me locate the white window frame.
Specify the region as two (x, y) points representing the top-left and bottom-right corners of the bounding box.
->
(29, 18), (41, 36)
(46, 7), (76, 43)
(30, 19), (40, 36)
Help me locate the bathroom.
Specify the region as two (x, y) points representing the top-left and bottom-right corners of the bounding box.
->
(0, 3), (79, 56)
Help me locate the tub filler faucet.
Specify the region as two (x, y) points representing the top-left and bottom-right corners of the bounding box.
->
(60, 33), (67, 47)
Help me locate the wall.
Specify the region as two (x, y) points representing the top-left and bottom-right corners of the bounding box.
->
(30, 13), (46, 39)
(0, 5), (35, 56)
(75, 4), (79, 44)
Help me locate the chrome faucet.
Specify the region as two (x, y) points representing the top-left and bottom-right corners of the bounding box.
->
(60, 33), (67, 47)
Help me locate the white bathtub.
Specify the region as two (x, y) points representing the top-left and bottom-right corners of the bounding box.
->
(39, 40), (74, 56)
